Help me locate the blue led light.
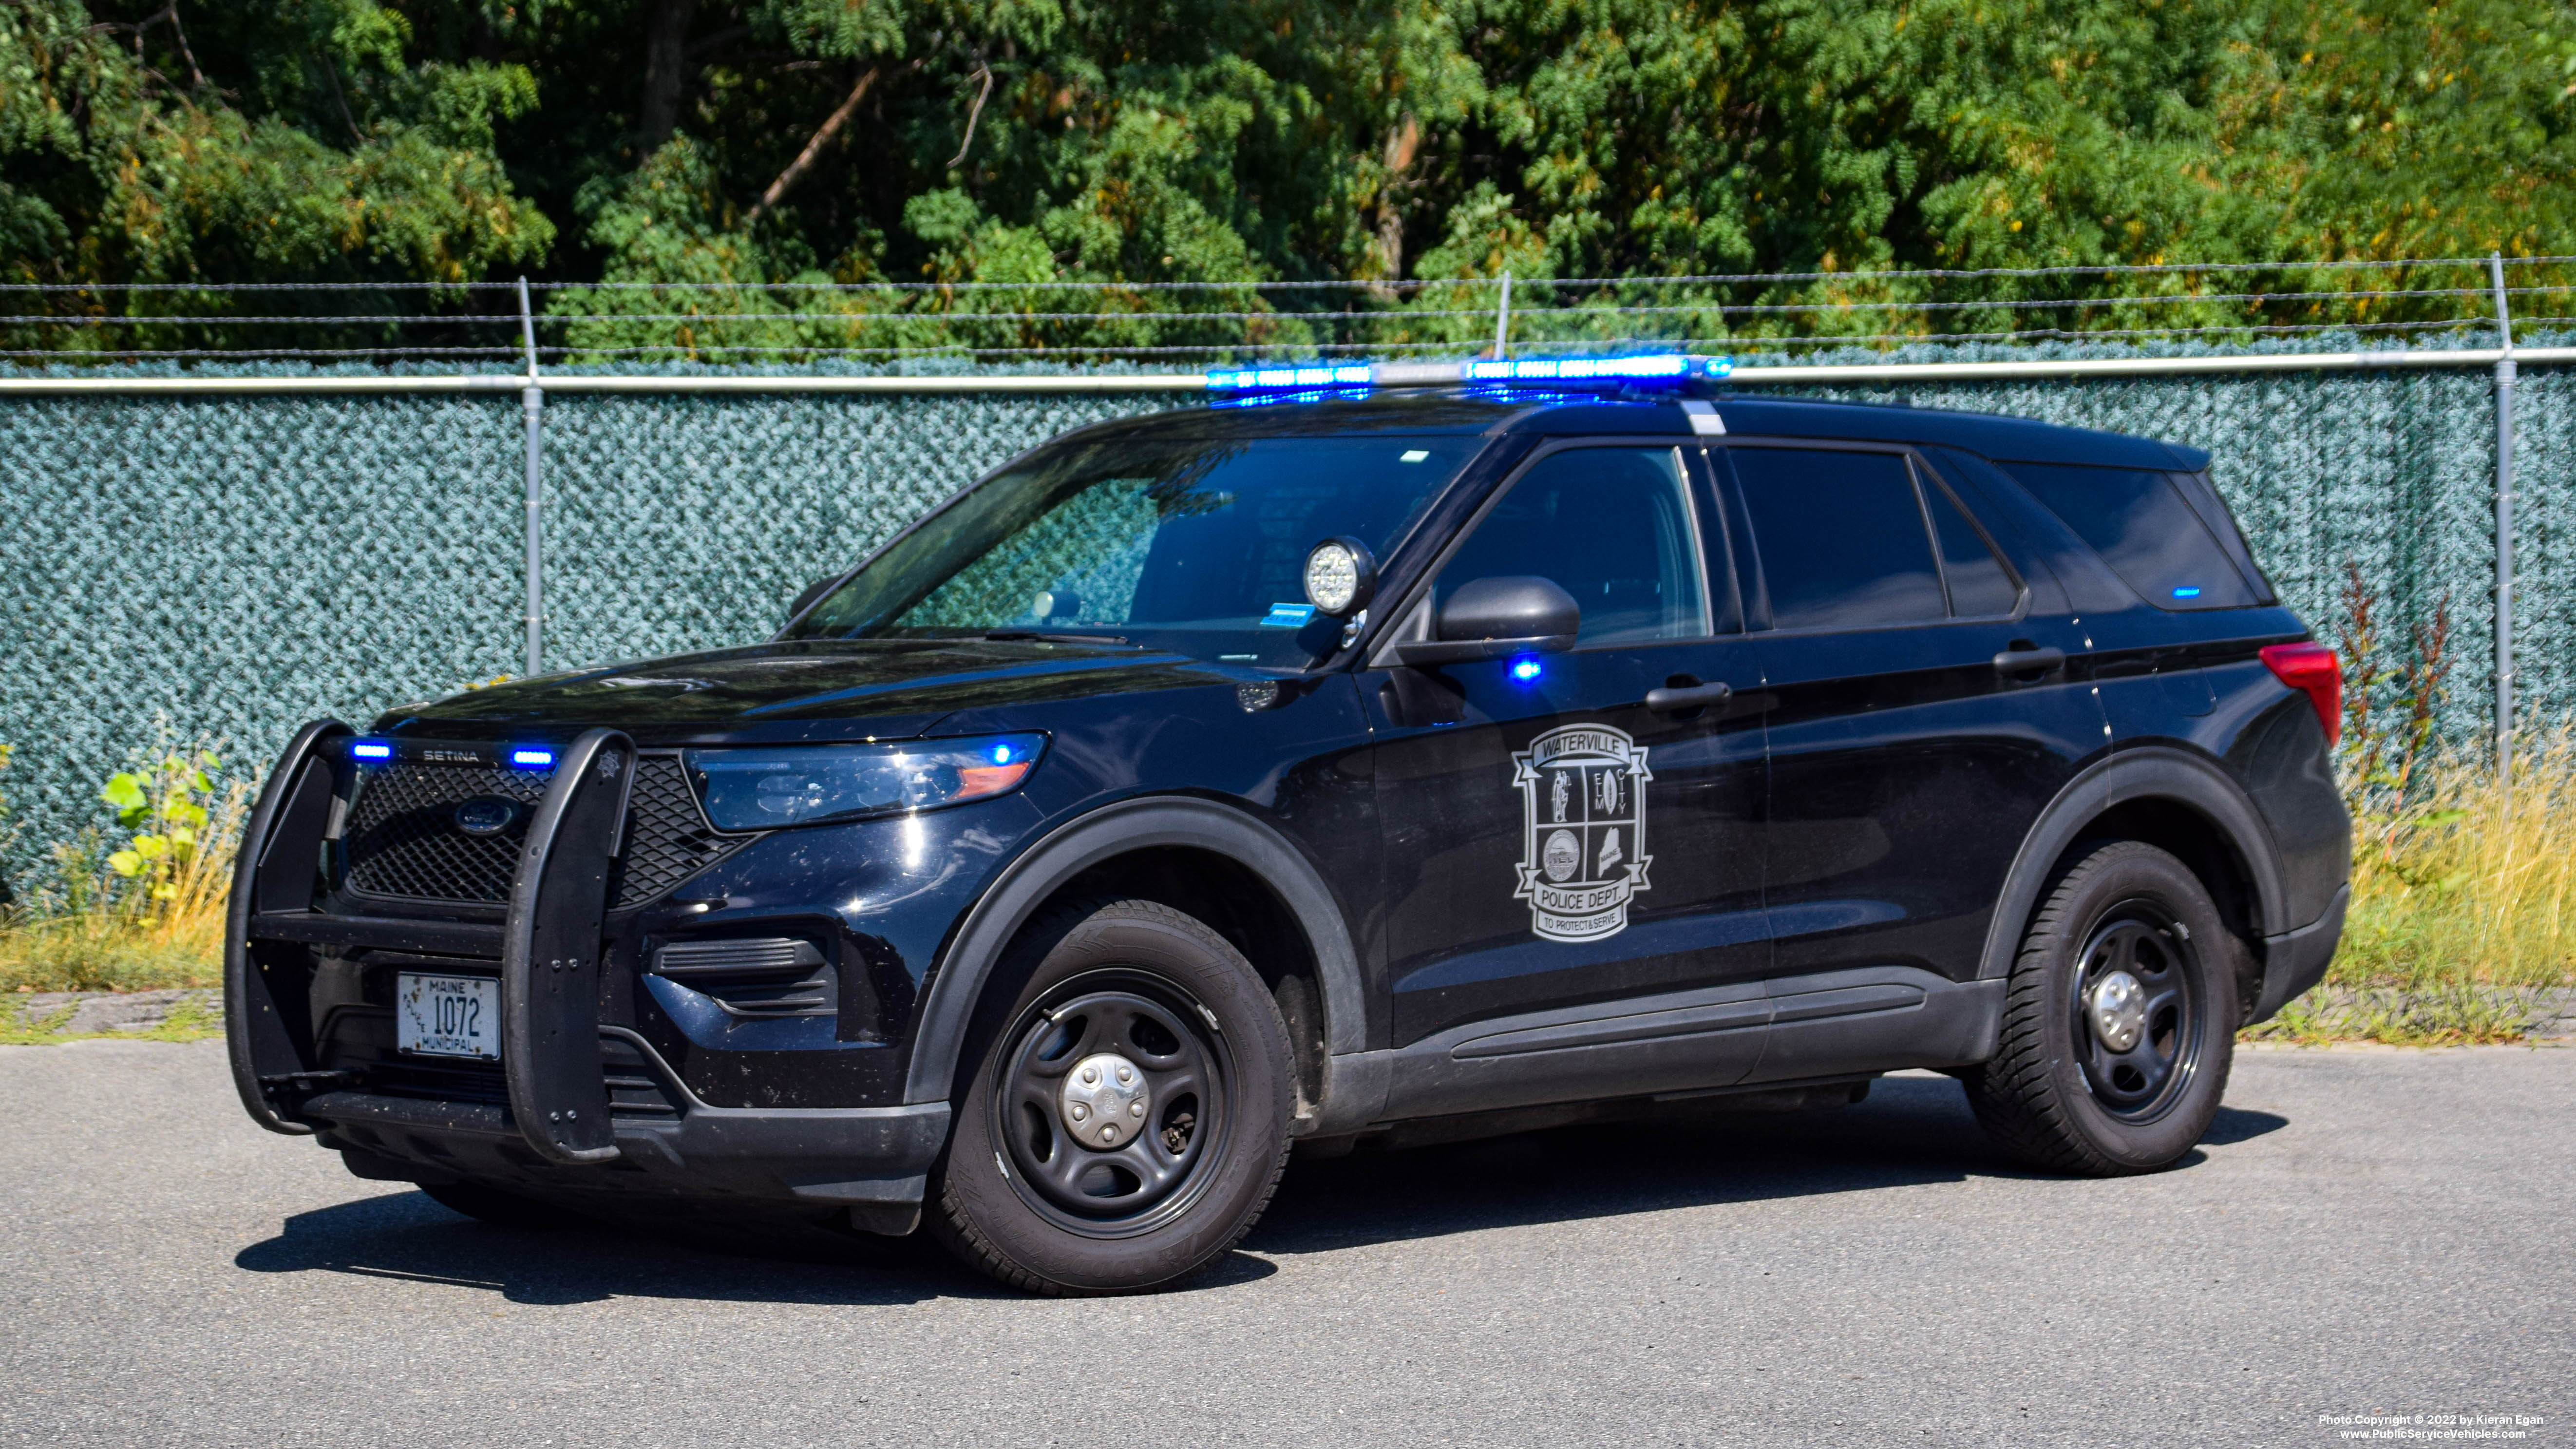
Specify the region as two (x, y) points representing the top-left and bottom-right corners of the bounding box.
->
(510, 748), (555, 768)
(2172, 586), (2203, 599)
(1510, 657), (1544, 683)
(1205, 355), (1724, 391)
(350, 741), (392, 761)
(1463, 354), (1695, 383)
(991, 743), (1015, 764)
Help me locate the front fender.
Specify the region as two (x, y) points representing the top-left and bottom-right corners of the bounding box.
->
(900, 795), (1367, 1107)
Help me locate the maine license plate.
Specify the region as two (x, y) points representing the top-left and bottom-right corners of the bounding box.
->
(397, 972), (500, 1061)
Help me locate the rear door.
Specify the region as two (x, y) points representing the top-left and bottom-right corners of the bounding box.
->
(1361, 440), (1770, 1113)
(1716, 440), (2105, 1010)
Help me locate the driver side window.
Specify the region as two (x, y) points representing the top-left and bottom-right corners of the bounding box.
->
(1433, 447), (1711, 645)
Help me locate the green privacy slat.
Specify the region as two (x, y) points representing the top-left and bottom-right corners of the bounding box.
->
(0, 344), (2557, 894)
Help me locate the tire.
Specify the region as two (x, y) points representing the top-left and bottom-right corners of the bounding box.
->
(418, 1179), (589, 1230)
(928, 897), (1295, 1295)
(1967, 840), (2237, 1176)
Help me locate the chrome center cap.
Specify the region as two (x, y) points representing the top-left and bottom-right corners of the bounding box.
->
(2087, 971), (2147, 1052)
(1060, 1052), (1149, 1148)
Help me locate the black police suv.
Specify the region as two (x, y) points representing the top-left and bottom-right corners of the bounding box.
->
(225, 369), (2351, 1294)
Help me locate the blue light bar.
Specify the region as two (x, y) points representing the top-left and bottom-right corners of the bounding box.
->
(1206, 364), (1373, 390)
(350, 741), (392, 761)
(1205, 354), (1730, 391)
(510, 747), (555, 769)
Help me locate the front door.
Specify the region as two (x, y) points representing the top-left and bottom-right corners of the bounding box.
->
(1361, 442), (1769, 1077)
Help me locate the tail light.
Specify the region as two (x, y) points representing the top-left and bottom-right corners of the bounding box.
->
(2259, 642), (2341, 746)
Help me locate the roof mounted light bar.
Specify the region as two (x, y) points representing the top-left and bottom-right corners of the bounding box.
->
(1203, 354), (1734, 391)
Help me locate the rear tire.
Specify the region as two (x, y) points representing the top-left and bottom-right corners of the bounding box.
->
(418, 1179), (589, 1230)
(928, 897), (1294, 1295)
(1967, 841), (2236, 1176)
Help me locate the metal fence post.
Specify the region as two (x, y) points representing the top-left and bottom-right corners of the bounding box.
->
(517, 277), (545, 677)
(2490, 253), (2517, 782)
(1493, 271), (1512, 359)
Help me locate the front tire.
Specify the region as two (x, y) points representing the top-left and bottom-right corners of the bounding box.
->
(928, 898), (1294, 1295)
(1967, 841), (2237, 1175)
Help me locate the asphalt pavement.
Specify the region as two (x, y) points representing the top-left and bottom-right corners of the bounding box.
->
(0, 1039), (2567, 1447)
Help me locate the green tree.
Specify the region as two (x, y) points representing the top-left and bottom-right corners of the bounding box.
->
(2, 0), (2573, 360)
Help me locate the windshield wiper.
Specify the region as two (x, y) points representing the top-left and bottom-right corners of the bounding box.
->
(980, 630), (1138, 647)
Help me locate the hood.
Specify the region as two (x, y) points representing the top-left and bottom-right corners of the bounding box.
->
(379, 638), (1241, 745)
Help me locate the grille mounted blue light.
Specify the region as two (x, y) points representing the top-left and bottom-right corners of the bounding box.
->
(350, 741), (392, 761)
(510, 747), (555, 768)
(1204, 354), (1729, 392)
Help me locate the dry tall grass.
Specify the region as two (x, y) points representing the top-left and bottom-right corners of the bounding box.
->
(2333, 728), (2576, 991)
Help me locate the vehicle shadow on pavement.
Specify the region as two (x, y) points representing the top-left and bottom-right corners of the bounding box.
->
(232, 1186), (1284, 1303)
(231, 1191), (979, 1306)
(1248, 1073), (2284, 1257)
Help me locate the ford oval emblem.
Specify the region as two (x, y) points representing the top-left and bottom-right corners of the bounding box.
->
(453, 796), (520, 837)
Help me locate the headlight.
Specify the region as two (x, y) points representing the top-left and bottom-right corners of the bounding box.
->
(684, 734), (1046, 831)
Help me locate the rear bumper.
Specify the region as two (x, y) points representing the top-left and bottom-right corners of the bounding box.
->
(2252, 881), (2349, 1024)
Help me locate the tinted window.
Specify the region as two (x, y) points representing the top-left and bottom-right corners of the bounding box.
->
(1927, 483), (2022, 617)
(788, 435), (1478, 666)
(1435, 447), (1709, 645)
(2003, 462), (2259, 610)
(1733, 448), (1944, 629)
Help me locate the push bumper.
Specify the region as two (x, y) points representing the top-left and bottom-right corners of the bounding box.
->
(224, 721), (947, 1228)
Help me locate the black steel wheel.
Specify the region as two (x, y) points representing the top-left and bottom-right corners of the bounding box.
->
(2067, 908), (2204, 1121)
(930, 897), (1293, 1295)
(1968, 840), (2237, 1175)
(994, 978), (1233, 1234)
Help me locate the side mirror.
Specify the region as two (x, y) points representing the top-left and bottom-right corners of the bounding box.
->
(786, 571), (843, 625)
(1394, 576), (1580, 666)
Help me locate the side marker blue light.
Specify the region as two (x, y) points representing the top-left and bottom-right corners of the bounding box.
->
(350, 742), (392, 761)
(510, 748), (555, 768)
(2171, 586), (2202, 599)
(1510, 657), (1544, 683)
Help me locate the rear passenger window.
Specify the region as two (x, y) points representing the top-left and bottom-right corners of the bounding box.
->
(1926, 484), (2023, 617)
(1732, 448), (1945, 630)
(2003, 462), (2259, 610)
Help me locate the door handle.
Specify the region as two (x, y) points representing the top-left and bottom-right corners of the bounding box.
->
(1645, 680), (1734, 714)
(1992, 645), (2067, 675)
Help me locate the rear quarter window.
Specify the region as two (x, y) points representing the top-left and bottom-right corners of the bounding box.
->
(2000, 461), (2261, 610)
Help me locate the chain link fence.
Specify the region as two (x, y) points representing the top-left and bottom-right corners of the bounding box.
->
(1, 342), (2558, 894)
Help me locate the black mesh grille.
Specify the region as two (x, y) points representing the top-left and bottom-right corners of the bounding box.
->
(609, 755), (754, 910)
(345, 763), (549, 905)
(342, 752), (754, 911)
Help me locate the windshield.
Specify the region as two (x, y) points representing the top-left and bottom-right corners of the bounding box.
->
(785, 433), (1484, 666)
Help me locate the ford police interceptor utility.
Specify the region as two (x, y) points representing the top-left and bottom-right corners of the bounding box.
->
(224, 355), (2352, 1294)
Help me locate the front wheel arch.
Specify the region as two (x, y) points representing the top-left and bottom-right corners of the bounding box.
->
(903, 796), (1366, 1109)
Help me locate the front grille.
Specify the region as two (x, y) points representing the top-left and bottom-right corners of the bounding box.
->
(345, 763), (549, 904)
(609, 756), (754, 910)
(343, 752), (756, 911)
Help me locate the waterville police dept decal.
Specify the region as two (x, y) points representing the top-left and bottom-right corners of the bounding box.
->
(1513, 724), (1654, 942)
